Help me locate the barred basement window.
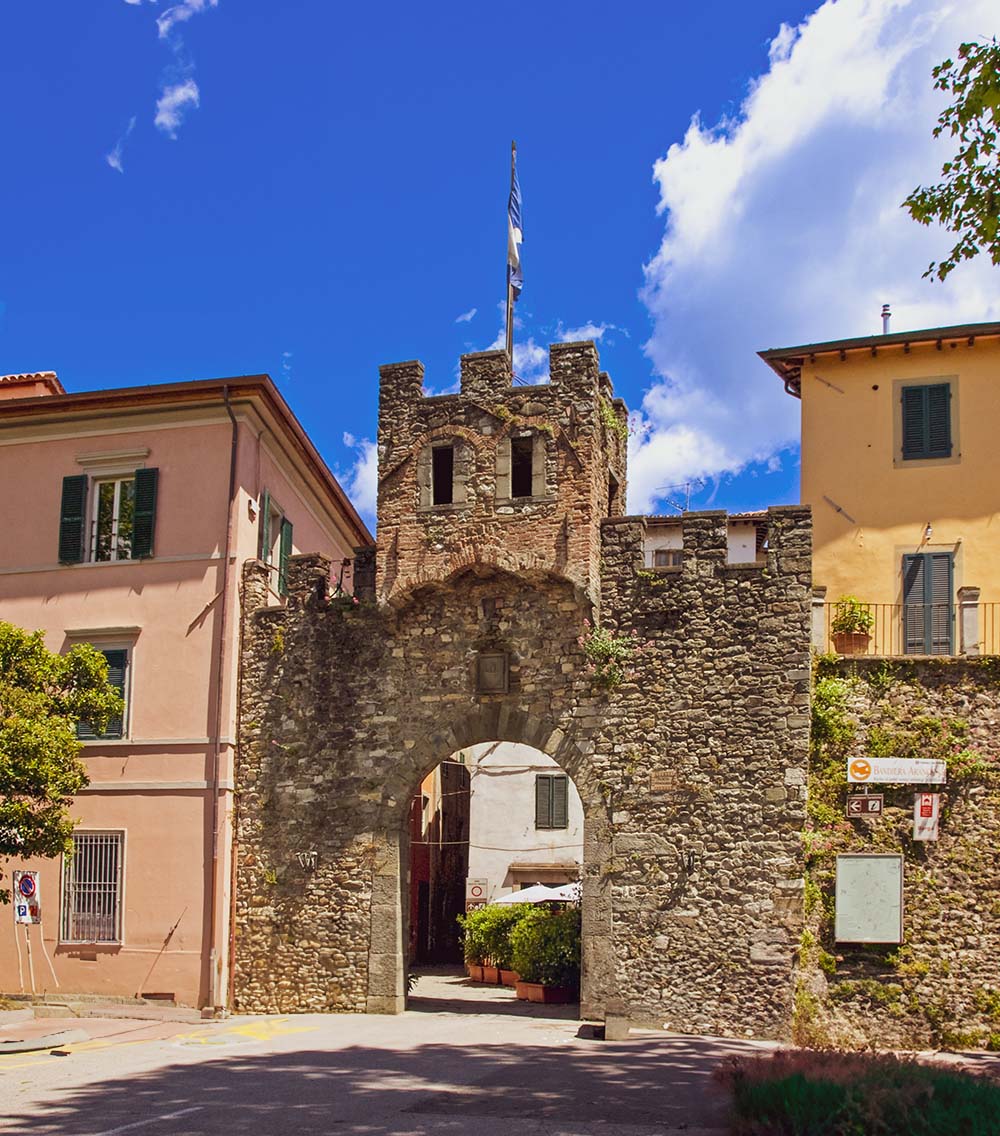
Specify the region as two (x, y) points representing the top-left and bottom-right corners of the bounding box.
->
(61, 832), (124, 944)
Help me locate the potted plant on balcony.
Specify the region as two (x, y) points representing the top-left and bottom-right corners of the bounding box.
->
(510, 905), (581, 1004)
(831, 595), (874, 655)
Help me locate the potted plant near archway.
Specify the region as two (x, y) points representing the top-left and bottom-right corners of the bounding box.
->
(458, 908), (488, 983)
(831, 595), (874, 655)
(511, 905), (580, 1004)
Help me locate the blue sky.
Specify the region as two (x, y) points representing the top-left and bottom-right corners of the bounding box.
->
(2, 1), (997, 528)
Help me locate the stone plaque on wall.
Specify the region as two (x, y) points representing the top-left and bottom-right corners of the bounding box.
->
(650, 770), (681, 793)
(476, 651), (509, 694)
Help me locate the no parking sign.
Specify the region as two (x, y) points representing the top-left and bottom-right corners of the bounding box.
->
(12, 871), (41, 924)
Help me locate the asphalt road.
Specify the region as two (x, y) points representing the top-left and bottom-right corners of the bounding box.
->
(0, 972), (773, 1136)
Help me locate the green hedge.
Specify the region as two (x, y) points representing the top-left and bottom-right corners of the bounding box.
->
(509, 905), (580, 988)
(457, 903), (533, 968)
(724, 1050), (1000, 1136)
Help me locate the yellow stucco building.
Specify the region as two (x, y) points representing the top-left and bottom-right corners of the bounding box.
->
(761, 319), (1000, 656)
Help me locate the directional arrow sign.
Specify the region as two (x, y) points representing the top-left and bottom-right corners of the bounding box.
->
(846, 794), (883, 817)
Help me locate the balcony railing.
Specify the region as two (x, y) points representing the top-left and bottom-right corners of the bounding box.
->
(815, 600), (1000, 657)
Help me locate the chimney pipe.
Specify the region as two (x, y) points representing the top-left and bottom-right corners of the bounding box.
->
(881, 304), (891, 334)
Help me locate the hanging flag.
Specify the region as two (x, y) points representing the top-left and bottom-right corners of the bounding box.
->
(507, 149), (523, 300)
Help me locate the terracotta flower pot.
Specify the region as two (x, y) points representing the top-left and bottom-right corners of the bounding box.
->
(500, 969), (519, 987)
(514, 980), (578, 1004)
(481, 965), (501, 984)
(832, 631), (871, 656)
(466, 963), (485, 983)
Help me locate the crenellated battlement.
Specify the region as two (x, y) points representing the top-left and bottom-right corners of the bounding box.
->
(375, 341), (628, 606)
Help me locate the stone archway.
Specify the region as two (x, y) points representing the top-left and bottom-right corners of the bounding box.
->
(234, 501), (813, 1040)
(368, 709), (614, 1017)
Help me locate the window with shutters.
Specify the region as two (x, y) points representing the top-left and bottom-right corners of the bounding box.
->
(535, 773), (569, 829)
(58, 468), (158, 564)
(61, 831), (124, 944)
(76, 648), (129, 740)
(902, 552), (954, 655)
(258, 490), (294, 595)
(901, 383), (952, 461)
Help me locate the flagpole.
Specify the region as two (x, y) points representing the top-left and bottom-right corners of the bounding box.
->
(505, 140), (516, 363)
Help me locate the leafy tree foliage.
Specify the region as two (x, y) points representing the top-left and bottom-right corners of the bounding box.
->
(904, 38), (1000, 281)
(0, 622), (124, 896)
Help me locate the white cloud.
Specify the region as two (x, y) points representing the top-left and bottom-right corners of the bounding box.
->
(557, 321), (628, 343)
(157, 0), (217, 40)
(342, 432), (378, 527)
(455, 308), (477, 324)
(631, 0), (1000, 514)
(105, 115), (137, 173)
(154, 79), (200, 138)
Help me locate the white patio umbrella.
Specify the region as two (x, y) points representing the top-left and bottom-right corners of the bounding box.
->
(494, 884), (562, 904)
(548, 881), (581, 902)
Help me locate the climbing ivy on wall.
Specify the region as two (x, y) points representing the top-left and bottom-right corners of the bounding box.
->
(799, 656), (999, 1050)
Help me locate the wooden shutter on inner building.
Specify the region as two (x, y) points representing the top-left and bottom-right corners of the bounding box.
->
(58, 475), (88, 563)
(535, 775), (552, 828)
(132, 468), (159, 558)
(550, 775), (569, 828)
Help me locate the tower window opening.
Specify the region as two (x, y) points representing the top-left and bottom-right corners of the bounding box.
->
(432, 445), (454, 505)
(510, 436), (533, 499)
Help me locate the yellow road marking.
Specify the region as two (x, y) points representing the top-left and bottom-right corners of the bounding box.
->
(175, 1016), (317, 1046)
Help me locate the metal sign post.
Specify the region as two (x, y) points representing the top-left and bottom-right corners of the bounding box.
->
(465, 878), (488, 912)
(913, 793), (941, 841)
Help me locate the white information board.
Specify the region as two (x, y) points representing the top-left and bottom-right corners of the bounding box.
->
(835, 854), (903, 943)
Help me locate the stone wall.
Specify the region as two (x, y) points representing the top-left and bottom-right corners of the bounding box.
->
(233, 341), (814, 1037)
(376, 343), (627, 606)
(799, 656), (1000, 1049)
(234, 510), (813, 1035)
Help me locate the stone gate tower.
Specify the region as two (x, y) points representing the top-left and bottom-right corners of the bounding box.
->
(374, 342), (627, 606)
(235, 342), (813, 1037)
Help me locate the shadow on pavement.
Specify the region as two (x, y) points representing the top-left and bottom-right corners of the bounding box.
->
(406, 964), (581, 1020)
(2, 1035), (755, 1135)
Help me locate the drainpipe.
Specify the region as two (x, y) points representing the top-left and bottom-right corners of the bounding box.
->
(208, 386), (239, 1011)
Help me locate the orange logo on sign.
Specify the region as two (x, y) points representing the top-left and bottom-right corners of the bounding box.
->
(850, 759), (872, 781)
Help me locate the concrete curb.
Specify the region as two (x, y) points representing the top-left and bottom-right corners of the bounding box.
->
(0, 1028), (89, 1054)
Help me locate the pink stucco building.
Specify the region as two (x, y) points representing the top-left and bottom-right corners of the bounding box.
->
(0, 371), (371, 1009)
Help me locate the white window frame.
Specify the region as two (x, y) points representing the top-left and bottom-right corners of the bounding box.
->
(89, 474), (137, 563)
(60, 830), (126, 945)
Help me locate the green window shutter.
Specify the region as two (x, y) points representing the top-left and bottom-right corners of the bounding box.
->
(535, 775), (552, 829)
(258, 491), (271, 561)
(77, 648), (127, 740)
(551, 775), (569, 829)
(903, 553), (953, 654)
(926, 384), (952, 458)
(59, 475), (88, 563)
(132, 468), (159, 558)
(927, 552), (954, 654)
(901, 386), (926, 459)
(902, 554), (925, 654)
(277, 518), (293, 595)
(901, 384), (951, 460)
